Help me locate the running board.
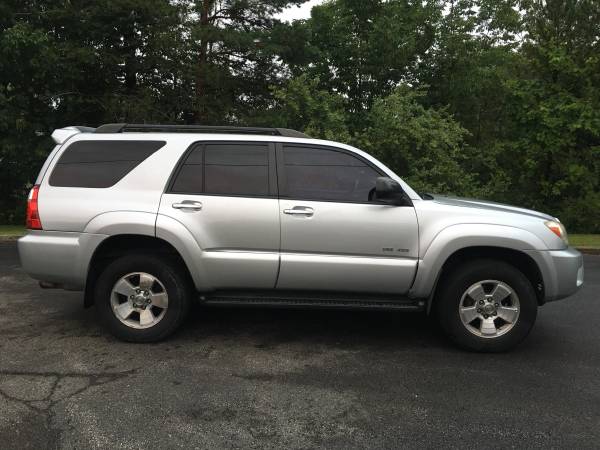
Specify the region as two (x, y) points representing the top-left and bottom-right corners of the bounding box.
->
(201, 291), (425, 311)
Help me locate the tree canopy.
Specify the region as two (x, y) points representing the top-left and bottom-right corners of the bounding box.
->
(1, 0), (598, 232)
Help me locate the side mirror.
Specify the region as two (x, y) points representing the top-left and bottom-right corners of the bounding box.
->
(374, 177), (409, 206)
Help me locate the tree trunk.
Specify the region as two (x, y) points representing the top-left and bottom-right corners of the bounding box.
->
(194, 0), (211, 124)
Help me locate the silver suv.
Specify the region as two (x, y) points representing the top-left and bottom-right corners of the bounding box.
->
(18, 124), (584, 351)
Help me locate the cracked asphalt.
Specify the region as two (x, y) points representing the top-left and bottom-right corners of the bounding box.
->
(0, 241), (599, 449)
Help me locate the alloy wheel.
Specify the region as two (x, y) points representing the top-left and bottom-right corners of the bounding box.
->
(110, 272), (169, 329)
(458, 280), (520, 338)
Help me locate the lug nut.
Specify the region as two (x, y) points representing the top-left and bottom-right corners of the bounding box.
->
(484, 314), (489, 319)
(479, 300), (484, 305)
(495, 303), (499, 307)
(477, 308), (482, 313)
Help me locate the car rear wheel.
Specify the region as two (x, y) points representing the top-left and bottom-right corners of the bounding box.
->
(435, 259), (538, 352)
(95, 254), (192, 342)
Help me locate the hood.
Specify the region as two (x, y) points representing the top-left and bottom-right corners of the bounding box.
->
(428, 195), (555, 221)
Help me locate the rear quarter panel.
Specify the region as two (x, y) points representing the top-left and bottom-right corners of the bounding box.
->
(37, 135), (190, 232)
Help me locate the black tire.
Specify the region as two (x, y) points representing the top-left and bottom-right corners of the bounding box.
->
(94, 253), (192, 342)
(434, 259), (537, 352)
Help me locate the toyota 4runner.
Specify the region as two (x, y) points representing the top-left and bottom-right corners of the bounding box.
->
(18, 124), (584, 351)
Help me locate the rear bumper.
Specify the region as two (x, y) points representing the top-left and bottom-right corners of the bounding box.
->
(526, 247), (584, 302)
(18, 230), (107, 291)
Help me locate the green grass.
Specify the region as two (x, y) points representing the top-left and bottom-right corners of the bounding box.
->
(0, 225), (598, 248)
(569, 234), (600, 249)
(0, 225), (25, 237)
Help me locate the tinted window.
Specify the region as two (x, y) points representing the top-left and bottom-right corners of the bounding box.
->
(49, 140), (165, 188)
(171, 147), (203, 193)
(282, 146), (380, 202)
(171, 143), (270, 196)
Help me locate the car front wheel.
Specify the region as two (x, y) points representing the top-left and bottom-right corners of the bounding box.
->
(435, 259), (538, 352)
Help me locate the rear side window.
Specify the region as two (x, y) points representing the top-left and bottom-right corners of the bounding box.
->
(281, 145), (381, 202)
(171, 143), (271, 196)
(49, 140), (165, 188)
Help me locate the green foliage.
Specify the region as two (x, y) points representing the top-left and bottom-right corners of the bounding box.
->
(183, 0), (306, 123)
(0, 20), (56, 224)
(296, 0), (440, 127)
(412, 0), (600, 232)
(499, 0), (600, 232)
(355, 88), (474, 195)
(265, 74), (350, 141)
(1, 0), (599, 232)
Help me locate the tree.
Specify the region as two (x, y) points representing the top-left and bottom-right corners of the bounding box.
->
(289, 0), (441, 129)
(1, 0), (599, 232)
(0, 19), (56, 223)
(355, 87), (474, 195)
(261, 74), (350, 140)
(501, 0), (600, 231)
(416, 0), (524, 199)
(184, 0), (307, 124)
(0, 0), (184, 222)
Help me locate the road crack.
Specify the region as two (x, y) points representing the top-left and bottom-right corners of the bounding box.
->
(0, 368), (137, 449)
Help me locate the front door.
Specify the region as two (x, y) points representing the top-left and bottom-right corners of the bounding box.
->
(159, 141), (280, 289)
(276, 143), (419, 294)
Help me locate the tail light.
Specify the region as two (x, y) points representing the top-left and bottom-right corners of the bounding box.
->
(26, 185), (42, 230)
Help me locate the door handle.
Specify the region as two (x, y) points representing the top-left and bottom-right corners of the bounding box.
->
(172, 201), (203, 211)
(283, 206), (314, 217)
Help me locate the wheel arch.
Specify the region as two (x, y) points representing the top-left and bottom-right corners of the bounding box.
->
(425, 246), (545, 314)
(84, 234), (196, 308)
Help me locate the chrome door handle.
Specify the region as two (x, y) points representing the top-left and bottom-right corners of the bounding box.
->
(283, 207), (314, 217)
(172, 201), (203, 211)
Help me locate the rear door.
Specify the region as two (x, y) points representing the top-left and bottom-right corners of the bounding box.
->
(276, 143), (419, 294)
(159, 141), (280, 289)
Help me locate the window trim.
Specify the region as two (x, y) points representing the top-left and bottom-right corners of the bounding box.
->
(276, 143), (403, 206)
(165, 140), (278, 198)
(165, 140), (411, 206)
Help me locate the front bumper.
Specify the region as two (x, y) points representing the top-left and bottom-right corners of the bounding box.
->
(526, 246), (584, 302)
(18, 230), (107, 290)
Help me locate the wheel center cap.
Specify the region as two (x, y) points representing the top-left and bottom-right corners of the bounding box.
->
(133, 294), (147, 308)
(483, 303), (496, 314)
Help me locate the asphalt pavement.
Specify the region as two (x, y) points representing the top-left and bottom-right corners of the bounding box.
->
(0, 241), (598, 449)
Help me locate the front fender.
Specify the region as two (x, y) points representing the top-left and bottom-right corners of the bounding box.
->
(410, 223), (547, 299)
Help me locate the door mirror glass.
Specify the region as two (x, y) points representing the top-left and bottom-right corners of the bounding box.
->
(374, 177), (409, 205)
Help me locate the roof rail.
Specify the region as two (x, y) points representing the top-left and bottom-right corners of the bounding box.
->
(94, 123), (310, 138)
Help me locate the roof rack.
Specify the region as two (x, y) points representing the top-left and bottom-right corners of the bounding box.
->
(94, 123), (310, 138)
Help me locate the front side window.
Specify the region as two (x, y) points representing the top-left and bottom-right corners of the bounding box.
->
(281, 145), (381, 202)
(171, 142), (270, 196)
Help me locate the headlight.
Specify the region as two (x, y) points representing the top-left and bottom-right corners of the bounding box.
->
(544, 219), (569, 245)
